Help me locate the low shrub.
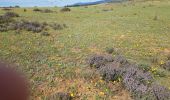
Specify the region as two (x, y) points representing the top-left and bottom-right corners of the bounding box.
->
(4, 12), (19, 18)
(41, 32), (50, 36)
(105, 47), (114, 54)
(99, 62), (121, 81)
(50, 23), (67, 30)
(60, 7), (71, 12)
(33, 8), (42, 12)
(2, 20), (45, 33)
(87, 54), (114, 69)
(149, 84), (170, 100)
(24, 9), (27, 12)
(163, 60), (170, 71)
(113, 55), (129, 65)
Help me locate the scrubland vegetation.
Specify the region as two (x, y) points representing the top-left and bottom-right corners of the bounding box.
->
(0, 0), (170, 100)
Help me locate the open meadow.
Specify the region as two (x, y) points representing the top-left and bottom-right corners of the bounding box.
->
(0, 0), (170, 99)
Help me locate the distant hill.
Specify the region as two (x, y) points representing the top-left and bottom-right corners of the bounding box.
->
(66, 0), (125, 7)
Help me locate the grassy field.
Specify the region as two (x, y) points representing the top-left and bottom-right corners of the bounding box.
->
(0, 0), (170, 99)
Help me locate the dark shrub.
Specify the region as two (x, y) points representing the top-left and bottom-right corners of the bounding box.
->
(122, 66), (153, 84)
(33, 8), (42, 12)
(0, 15), (14, 24)
(47, 92), (72, 100)
(4, 12), (19, 18)
(163, 60), (170, 71)
(99, 62), (121, 81)
(42, 22), (48, 26)
(21, 21), (44, 33)
(153, 15), (158, 20)
(60, 7), (71, 12)
(105, 47), (114, 54)
(113, 55), (129, 65)
(0, 25), (8, 32)
(7, 20), (45, 33)
(138, 63), (151, 72)
(50, 23), (67, 30)
(63, 24), (67, 28)
(87, 54), (114, 69)
(41, 32), (50, 36)
(24, 9), (27, 12)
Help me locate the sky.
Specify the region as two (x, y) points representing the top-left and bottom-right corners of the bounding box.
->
(0, 0), (101, 7)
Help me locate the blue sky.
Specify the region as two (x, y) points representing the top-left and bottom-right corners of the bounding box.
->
(0, 0), (101, 7)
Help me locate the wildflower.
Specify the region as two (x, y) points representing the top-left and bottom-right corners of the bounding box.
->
(70, 93), (74, 97)
(160, 60), (165, 65)
(99, 79), (104, 83)
(99, 92), (105, 96)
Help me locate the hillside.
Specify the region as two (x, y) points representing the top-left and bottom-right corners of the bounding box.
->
(0, 0), (170, 99)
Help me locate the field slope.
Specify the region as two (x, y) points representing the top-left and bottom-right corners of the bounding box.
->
(0, 0), (170, 99)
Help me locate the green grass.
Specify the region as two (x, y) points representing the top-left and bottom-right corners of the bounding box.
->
(0, 0), (170, 99)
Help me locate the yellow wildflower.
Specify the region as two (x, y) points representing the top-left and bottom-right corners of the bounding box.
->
(70, 93), (74, 97)
(99, 92), (105, 96)
(160, 60), (164, 65)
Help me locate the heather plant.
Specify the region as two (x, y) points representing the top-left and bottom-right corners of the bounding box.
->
(163, 60), (170, 71)
(7, 21), (44, 32)
(4, 12), (19, 18)
(99, 62), (121, 81)
(0, 15), (14, 24)
(51, 23), (64, 30)
(151, 84), (170, 100)
(87, 54), (114, 69)
(113, 55), (129, 65)
(41, 32), (50, 36)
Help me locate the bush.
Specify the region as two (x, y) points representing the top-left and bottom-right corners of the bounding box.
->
(113, 55), (129, 65)
(6, 20), (45, 33)
(4, 12), (19, 18)
(33, 8), (42, 12)
(60, 7), (71, 12)
(87, 54), (114, 69)
(0, 15), (14, 24)
(148, 84), (170, 100)
(41, 32), (50, 36)
(163, 60), (170, 71)
(24, 9), (27, 12)
(51, 23), (64, 30)
(50, 23), (67, 30)
(105, 47), (114, 54)
(99, 62), (121, 81)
